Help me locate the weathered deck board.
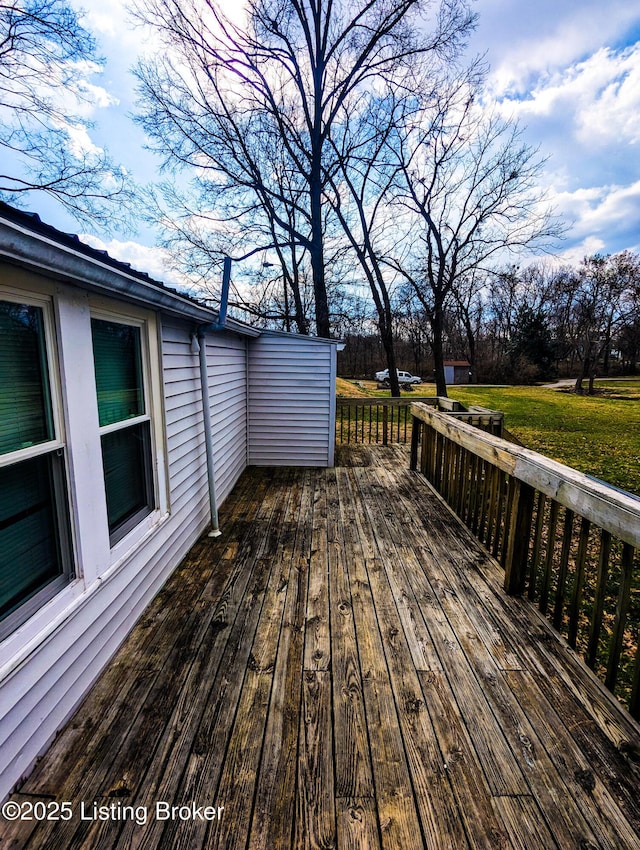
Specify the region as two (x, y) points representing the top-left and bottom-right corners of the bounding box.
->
(2, 448), (640, 850)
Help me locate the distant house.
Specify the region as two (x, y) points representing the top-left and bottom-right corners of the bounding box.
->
(444, 359), (472, 385)
(0, 202), (340, 801)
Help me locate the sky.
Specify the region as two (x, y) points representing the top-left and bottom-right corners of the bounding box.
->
(11, 0), (640, 281)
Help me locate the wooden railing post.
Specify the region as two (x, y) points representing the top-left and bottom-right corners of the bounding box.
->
(503, 480), (535, 595)
(410, 416), (420, 470)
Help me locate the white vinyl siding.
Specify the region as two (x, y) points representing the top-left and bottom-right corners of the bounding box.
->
(162, 321), (247, 513)
(248, 334), (336, 466)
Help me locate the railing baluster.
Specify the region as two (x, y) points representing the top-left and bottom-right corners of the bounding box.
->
(587, 529), (611, 670)
(484, 464), (499, 550)
(492, 470), (506, 560)
(528, 492), (547, 601)
(410, 416), (420, 470)
(630, 641), (640, 720)
(540, 500), (559, 615)
(504, 480), (535, 595)
(605, 543), (634, 693)
(553, 509), (575, 630)
(568, 517), (591, 648)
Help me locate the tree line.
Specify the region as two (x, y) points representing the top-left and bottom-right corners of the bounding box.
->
(336, 251), (640, 394)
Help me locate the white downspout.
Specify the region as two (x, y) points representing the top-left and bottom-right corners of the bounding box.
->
(192, 256), (232, 538)
(193, 328), (221, 537)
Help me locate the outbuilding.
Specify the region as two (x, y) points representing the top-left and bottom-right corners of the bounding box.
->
(443, 359), (472, 385)
(0, 202), (340, 801)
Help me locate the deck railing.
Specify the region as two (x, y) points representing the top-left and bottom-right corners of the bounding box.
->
(336, 396), (503, 445)
(410, 401), (640, 718)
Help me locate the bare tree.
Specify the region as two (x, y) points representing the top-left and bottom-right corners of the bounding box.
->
(133, 0), (475, 338)
(0, 0), (133, 227)
(556, 252), (640, 394)
(386, 75), (562, 395)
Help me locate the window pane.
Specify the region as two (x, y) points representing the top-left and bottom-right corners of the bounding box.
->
(91, 319), (144, 427)
(101, 421), (153, 538)
(0, 301), (54, 455)
(0, 454), (64, 621)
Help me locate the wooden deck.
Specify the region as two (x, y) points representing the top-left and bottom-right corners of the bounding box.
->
(3, 446), (640, 849)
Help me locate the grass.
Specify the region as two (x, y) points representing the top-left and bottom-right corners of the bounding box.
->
(452, 382), (640, 497)
(337, 377), (640, 497)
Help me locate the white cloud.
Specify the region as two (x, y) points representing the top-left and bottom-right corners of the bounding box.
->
(551, 179), (640, 255)
(79, 234), (186, 286)
(557, 236), (607, 265)
(493, 44), (640, 150)
(62, 122), (104, 158)
(475, 0), (640, 98)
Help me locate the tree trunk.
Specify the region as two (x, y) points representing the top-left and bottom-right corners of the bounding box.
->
(310, 196), (330, 337)
(463, 313), (477, 382)
(574, 349), (590, 394)
(381, 325), (401, 397)
(431, 307), (448, 397)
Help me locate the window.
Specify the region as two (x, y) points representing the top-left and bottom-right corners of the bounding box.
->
(0, 299), (72, 639)
(91, 318), (155, 544)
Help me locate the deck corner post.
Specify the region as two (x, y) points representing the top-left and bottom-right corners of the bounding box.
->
(503, 480), (535, 595)
(410, 416), (420, 470)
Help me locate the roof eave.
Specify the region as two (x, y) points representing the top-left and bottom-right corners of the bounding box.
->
(0, 216), (261, 336)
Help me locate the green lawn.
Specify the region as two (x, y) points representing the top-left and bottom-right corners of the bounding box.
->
(337, 377), (640, 496)
(451, 383), (640, 497)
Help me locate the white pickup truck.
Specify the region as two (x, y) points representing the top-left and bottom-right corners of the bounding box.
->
(375, 369), (422, 385)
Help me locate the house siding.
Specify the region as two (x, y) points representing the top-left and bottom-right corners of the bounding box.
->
(162, 321), (247, 512)
(248, 334), (336, 466)
(0, 307), (248, 801)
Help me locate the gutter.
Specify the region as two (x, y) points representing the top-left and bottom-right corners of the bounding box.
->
(0, 220), (260, 337)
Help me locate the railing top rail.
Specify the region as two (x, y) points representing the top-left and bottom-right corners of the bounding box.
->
(411, 401), (640, 549)
(337, 396), (440, 407)
(337, 396), (503, 414)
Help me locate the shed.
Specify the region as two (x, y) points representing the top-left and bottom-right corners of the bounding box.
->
(444, 359), (472, 385)
(0, 202), (340, 801)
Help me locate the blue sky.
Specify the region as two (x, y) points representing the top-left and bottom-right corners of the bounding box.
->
(22, 0), (640, 278)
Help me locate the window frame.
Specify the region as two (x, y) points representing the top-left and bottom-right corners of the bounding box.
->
(89, 307), (161, 548)
(0, 289), (74, 640)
